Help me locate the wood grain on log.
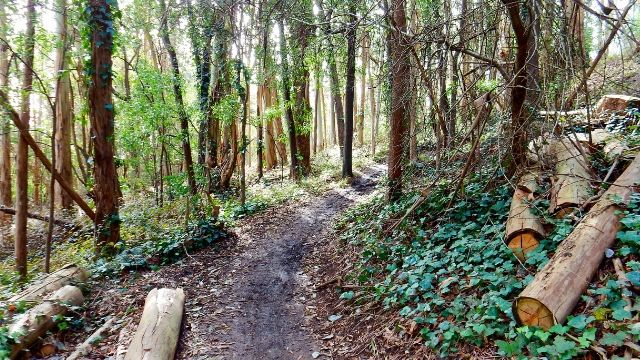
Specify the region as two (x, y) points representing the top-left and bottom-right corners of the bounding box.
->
(505, 172), (546, 261)
(9, 285), (84, 359)
(9, 264), (88, 303)
(514, 153), (640, 329)
(124, 288), (185, 360)
(548, 139), (594, 215)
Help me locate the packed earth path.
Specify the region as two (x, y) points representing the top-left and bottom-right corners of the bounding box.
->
(99, 164), (386, 360)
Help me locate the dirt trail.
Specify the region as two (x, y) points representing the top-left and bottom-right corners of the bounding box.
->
(170, 164), (385, 359)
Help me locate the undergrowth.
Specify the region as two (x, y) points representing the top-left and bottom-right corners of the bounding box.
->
(336, 174), (639, 359)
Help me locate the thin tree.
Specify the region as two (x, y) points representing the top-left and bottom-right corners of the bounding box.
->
(343, 3), (357, 178)
(278, 17), (299, 179)
(387, 0), (410, 201)
(159, 0), (197, 194)
(502, 0), (531, 175)
(88, 0), (121, 252)
(15, 0), (36, 277)
(54, 0), (74, 210)
(318, 0), (345, 156)
(0, 2), (11, 225)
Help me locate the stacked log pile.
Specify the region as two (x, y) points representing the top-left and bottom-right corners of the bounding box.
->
(506, 94), (638, 259)
(506, 94), (640, 329)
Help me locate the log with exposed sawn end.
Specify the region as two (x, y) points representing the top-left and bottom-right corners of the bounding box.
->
(9, 285), (85, 359)
(548, 138), (594, 216)
(505, 171), (546, 261)
(8, 264), (88, 304)
(513, 153), (640, 329)
(124, 288), (185, 360)
(595, 94), (640, 114)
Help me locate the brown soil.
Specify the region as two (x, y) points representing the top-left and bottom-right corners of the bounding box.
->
(63, 164), (386, 360)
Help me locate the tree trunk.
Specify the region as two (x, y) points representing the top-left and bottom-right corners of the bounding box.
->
(15, 0), (36, 277)
(0, 2), (11, 225)
(88, 0), (121, 252)
(159, 0), (197, 195)
(125, 288), (185, 360)
(10, 286), (84, 359)
(291, 15), (312, 176)
(514, 154), (640, 329)
(319, 2), (345, 156)
(368, 52), (377, 156)
(358, 34), (368, 147)
(269, 85), (287, 164)
(278, 18), (298, 179)
(239, 66), (247, 206)
(387, 0), (410, 201)
(256, 86), (264, 178)
(343, 5), (356, 179)
(502, 0), (530, 176)
(54, 0), (74, 210)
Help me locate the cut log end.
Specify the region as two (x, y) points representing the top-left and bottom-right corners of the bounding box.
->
(507, 232), (540, 262)
(514, 297), (555, 330)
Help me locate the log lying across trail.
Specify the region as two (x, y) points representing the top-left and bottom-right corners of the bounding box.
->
(548, 138), (594, 216)
(513, 153), (640, 329)
(505, 171), (546, 261)
(125, 288), (185, 360)
(9, 285), (85, 359)
(9, 264), (88, 303)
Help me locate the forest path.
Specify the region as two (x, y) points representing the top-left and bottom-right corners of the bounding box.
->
(174, 164), (385, 359)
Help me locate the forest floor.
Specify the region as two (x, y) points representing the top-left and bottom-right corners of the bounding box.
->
(79, 163), (387, 360)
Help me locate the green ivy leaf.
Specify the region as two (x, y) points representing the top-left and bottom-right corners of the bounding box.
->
(627, 271), (640, 287)
(567, 315), (594, 330)
(496, 339), (523, 356)
(600, 331), (627, 346)
(339, 291), (355, 300)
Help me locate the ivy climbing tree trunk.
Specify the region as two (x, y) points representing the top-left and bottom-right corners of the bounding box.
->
(278, 17), (299, 180)
(54, 0), (74, 210)
(343, 4), (356, 178)
(88, 0), (121, 253)
(159, 0), (197, 195)
(15, 0), (36, 277)
(0, 2), (11, 226)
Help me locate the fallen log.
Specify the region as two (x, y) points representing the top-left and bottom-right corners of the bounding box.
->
(505, 171), (546, 261)
(573, 129), (627, 160)
(124, 288), (185, 360)
(9, 285), (84, 359)
(548, 138), (594, 216)
(0, 205), (74, 227)
(595, 94), (640, 114)
(9, 264), (88, 304)
(67, 316), (117, 360)
(513, 153), (640, 329)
